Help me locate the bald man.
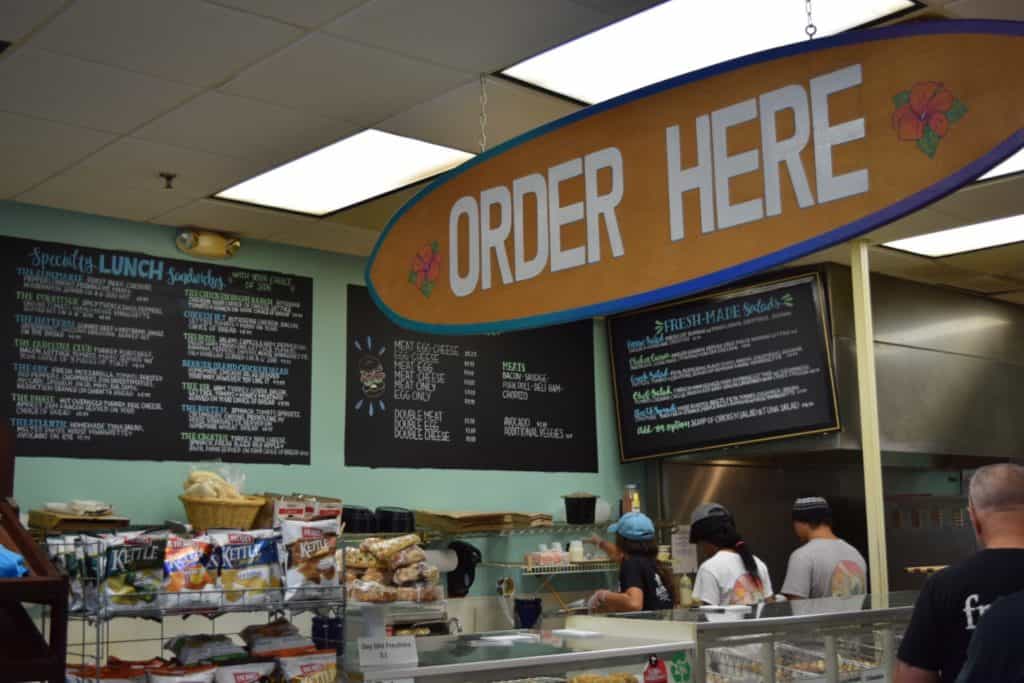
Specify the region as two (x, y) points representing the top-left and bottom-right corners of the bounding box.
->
(896, 463), (1024, 683)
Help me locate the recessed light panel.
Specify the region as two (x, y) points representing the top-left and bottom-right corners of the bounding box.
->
(978, 149), (1024, 182)
(885, 215), (1024, 257)
(503, 0), (915, 104)
(216, 129), (473, 216)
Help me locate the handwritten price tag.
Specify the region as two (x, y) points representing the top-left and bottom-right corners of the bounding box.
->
(358, 636), (419, 668)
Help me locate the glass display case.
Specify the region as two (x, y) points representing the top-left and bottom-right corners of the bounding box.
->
(590, 592), (917, 683)
(345, 629), (695, 682)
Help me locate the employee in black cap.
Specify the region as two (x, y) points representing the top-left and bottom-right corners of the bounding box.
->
(690, 502), (773, 606)
(781, 497), (867, 600)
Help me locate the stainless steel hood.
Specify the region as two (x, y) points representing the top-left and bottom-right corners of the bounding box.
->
(663, 263), (1024, 466)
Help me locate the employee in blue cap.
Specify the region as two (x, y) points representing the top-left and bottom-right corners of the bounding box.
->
(586, 511), (676, 612)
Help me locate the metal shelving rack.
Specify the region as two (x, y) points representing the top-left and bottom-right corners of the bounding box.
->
(48, 535), (347, 682)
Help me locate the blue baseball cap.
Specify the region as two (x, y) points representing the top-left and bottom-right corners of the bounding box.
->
(609, 511), (656, 541)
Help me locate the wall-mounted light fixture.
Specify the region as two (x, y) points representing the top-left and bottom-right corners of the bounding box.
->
(175, 228), (240, 259)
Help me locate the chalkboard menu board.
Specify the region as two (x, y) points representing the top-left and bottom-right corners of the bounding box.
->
(345, 286), (596, 471)
(608, 273), (839, 462)
(1, 235), (312, 464)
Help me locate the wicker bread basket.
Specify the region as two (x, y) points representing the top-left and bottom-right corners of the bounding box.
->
(179, 495), (266, 531)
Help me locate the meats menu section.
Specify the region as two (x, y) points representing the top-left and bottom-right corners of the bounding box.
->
(1, 235), (312, 464)
(608, 273), (839, 462)
(345, 286), (596, 471)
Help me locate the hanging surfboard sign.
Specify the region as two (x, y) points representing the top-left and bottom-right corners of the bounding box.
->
(366, 20), (1024, 335)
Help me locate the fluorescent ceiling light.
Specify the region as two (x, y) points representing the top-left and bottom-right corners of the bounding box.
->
(978, 149), (1024, 182)
(216, 129), (473, 216)
(503, 0), (915, 104)
(885, 215), (1024, 257)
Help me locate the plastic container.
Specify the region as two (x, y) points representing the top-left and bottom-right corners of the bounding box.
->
(375, 506), (415, 532)
(569, 540), (585, 563)
(563, 493), (597, 524)
(342, 505), (377, 533)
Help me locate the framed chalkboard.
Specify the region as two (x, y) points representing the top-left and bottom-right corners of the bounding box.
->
(0, 235), (312, 464)
(344, 286), (596, 471)
(608, 272), (839, 462)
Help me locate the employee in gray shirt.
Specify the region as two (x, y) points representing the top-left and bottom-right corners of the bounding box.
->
(781, 497), (868, 599)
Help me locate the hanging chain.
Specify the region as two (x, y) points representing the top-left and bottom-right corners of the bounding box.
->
(805, 0), (817, 39)
(478, 74), (489, 153)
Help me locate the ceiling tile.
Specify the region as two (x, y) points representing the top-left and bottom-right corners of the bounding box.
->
(939, 241), (1024, 276)
(328, 182), (427, 231)
(568, 0), (666, 15)
(0, 0), (64, 42)
(946, 0), (1024, 19)
(324, 0), (609, 73)
(223, 33), (472, 125)
(0, 112), (115, 198)
(929, 174), (1024, 224)
(17, 174), (193, 222)
(60, 137), (264, 198)
(867, 246), (973, 285)
(0, 48), (198, 133)
(864, 206), (964, 244)
(154, 198), (315, 238)
(994, 290), (1024, 306)
(134, 91), (357, 167)
(208, 0), (367, 28)
(267, 221), (379, 256)
(380, 76), (580, 153)
(31, 0), (303, 87)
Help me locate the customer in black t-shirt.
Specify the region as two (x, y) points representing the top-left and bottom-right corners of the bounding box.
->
(586, 512), (676, 612)
(955, 589), (1024, 683)
(897, 463), (1024, 683)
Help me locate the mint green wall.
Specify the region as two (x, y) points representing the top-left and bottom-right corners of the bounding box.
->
(2, 201), (641, 535)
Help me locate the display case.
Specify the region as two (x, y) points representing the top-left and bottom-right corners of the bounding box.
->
(345, 629), (695, 682)
(587, 592), (916, 683)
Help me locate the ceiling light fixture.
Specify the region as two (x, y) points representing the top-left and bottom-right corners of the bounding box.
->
(502, 0), (916, 105)
(884, 215), (1024, 257)
(215, 129), (473, 216)
(977, 149), (1024, 182)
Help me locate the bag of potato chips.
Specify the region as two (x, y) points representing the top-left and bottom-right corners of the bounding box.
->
(102, 535), (166, 617)
(280, 518), (339, 604)
(211, 529), (282, 608)
(162, 535), (217, 611)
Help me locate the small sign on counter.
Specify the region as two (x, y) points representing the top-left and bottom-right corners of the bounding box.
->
(358, 635), (419, 668)
(671, 526), (698, 574)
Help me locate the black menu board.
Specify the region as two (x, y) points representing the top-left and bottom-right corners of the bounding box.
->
(1, 235), (312, 464)
(345, 285), (596, 471)
(608, 273), (839, 462)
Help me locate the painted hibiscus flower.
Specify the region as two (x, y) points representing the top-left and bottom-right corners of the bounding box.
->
(408, 241), (441, 297)
(891, 82), (967, 158)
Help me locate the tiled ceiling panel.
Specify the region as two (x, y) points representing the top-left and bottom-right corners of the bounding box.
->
(18, 173), (193, 222)
(54, 137), (263, 198)
(863, 206), (964, 244)
(134, 91), (357, 167)
(931, 175), (1024, 224)
(941, 272), (1024, 294)
(946, 0), (1024, 19)
(267, 221), (380, 256)
(568, 0), (667, 18)
(0, 112), (115, 198)
(31, 0), (303, 87)
(324, 0), (608, 73)
(222, 33), (472, 126)
(380, 76), (580, 153)
(154, 198), (316, 238)
(940, 241), (1024, 275)
(0, 0), (64, 43)
(0, 48), (198, 133)
(209, 0), (368, 28)
(328, 182), (427, 231)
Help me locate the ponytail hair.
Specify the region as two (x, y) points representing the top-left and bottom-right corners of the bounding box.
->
(692, 517), (762, 588)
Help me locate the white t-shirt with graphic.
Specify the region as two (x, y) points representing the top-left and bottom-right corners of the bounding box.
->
(693, 550), (773, 606)
(781, 538), (867, 599)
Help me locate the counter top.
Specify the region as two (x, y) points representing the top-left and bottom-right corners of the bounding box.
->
(347, 629), (695, 681)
